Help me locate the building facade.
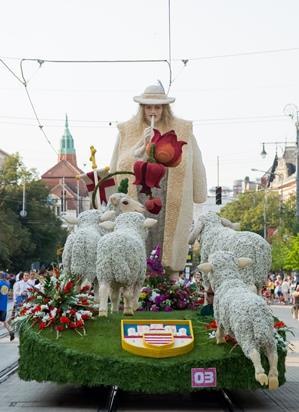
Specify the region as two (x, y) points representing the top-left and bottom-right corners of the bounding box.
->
(41, 115), (89, 216)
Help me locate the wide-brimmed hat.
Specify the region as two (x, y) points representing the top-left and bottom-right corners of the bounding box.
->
(133, 84), (175, 105)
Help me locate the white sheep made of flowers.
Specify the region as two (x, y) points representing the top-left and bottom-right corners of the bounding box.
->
(96, 212), (157, 317)
(198, 251), (279, 390)
(189, 211), (271, 294)
(61, 193), (145, 290)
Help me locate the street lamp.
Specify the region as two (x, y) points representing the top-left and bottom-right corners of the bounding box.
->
(251, 168), (284, 239)
(283, 103), (299, 229)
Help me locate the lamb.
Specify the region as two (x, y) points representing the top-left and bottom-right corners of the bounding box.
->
(189, 211), (271, 293)
(198, 251), (279, 390)
(62, 193), (145, 281)
(96, 212), (157, 317)
(62, 209), (115, 284)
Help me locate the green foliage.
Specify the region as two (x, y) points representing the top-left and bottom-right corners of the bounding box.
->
(117, 178), (129, 194)
(18, 311), (286, 392)
(0, 154), (67, 271)
(271, 235), (290, 271)
(284, 235), (299, 271)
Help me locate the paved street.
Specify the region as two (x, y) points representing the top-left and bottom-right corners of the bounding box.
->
(0, 304), (299, 411)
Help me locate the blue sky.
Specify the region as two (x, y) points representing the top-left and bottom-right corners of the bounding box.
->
(1, 0), (299, 189)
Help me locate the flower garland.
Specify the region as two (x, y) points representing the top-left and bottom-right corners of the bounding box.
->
(14, 272), (97, 339)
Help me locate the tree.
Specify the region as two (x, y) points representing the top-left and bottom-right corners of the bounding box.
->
(284, 235), (299, 271)
(0, 154), (67, 271)
(220, 190), (296, 236)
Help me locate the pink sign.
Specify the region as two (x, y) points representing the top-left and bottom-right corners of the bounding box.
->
(191, 368), (217, 388)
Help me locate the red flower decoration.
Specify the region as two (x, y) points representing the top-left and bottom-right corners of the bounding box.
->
(146, 129), (187, 167)
(133, 160), (166, 195)
(274, 321), (286, 329)
(205, 320), (217, 330)
(39, 322), (47, 330)
(59, 316), (70, 324)
(55, 325), (64, 331)
(145, 197), (162, 214)
(63, 280), (74, 294)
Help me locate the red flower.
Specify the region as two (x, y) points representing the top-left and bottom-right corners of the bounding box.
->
(38, 322), (47, 330)
(81, 314), (91, 320)
(205, 320), (217, 330)
(147, 129), (187, 167)
(59, 316), (70, 324)
(80, 285), (90, 293)
(274, 321), (286, 329)
(133, 160), (166, 195)
(145, 197), (162, 214)
(55, 325), (64, 331)
(32, 305), (41, 313)
(76, 320), (84, 328)
(63, 280), (74, 294)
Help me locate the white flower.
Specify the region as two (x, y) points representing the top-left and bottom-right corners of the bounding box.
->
(50, 308), (57, 318)
(208, 331), (216, 339)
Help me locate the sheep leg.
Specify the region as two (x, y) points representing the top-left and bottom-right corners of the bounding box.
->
(132, 281), (144, 311)
(123, 287), (134, 316)
(216, 325), (226, 344)
(110, 285), (121, 313)
(98, 281), (110, 317)
(93, 278), (100, 304)
(248, 348), (268, 387)
(266, 346), (279, 390)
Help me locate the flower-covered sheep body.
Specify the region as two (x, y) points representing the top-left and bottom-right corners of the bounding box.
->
(189, 211), (271, 293)
(62, 193), (145, 288)
(199, 251), (279, 390)
(62, 209), (115, 284)
(96, 212), (157, 317)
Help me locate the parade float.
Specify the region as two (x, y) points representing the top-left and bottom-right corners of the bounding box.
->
(16, 119), (288, 409)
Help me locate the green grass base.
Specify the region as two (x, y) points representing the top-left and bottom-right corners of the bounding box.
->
(19, 311), (286, 394)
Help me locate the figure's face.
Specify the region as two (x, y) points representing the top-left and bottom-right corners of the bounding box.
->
(143, 104), (163, 124)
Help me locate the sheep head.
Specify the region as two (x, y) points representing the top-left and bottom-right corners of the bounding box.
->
(108, 193), (145, 214)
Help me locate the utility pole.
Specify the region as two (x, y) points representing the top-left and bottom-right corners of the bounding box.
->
(295, 115), (299, 229)
(283, 103), (299, 230)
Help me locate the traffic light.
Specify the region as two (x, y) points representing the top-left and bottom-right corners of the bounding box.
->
(215, 186), (222, 205)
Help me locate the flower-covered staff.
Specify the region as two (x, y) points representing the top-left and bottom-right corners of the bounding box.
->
(110, 83), (207, 277)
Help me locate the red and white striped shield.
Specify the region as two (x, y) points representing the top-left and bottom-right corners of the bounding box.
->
(143, 332), (174, 347)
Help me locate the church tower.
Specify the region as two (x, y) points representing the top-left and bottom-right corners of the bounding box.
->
(59, 114), (77, 166)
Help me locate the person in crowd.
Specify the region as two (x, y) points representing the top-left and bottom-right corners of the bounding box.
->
(199, 286), (214, 317)
(0, 272), (15, 341)
(281, 277), (290, 304)
(110, 83), (207, 279)
(291, 284), (299, 320)
(14, 272), (30, 309)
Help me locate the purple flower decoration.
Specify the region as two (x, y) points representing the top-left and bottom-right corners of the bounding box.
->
(147, 245), (164, 275)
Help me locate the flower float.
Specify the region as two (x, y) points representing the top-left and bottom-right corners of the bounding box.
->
(146, 129), (187, 167)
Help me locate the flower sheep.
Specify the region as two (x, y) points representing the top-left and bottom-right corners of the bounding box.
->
(62, 209), (115, 285)
(96, 212), (157, 317)
(198, 251), (279, 390)
(61, 193), (145, 286)
(189, 211), (271, 293)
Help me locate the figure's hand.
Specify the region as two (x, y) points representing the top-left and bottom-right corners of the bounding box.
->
(143, 127), (154, 144)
